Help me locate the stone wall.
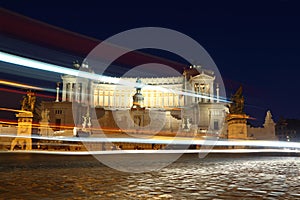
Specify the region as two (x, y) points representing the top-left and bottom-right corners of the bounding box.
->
(247, 111), (277, 140)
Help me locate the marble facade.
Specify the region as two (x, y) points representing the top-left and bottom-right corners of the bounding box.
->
(42, 65), (228, 136)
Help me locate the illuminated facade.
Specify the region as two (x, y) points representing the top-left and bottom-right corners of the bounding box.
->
(42, 65), (228, 136)
(40, 63), (278, 140)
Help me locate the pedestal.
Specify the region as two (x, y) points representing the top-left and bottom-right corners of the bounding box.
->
(39, 120), (54, 137)
(11, 112), (33, 150)
(226, 114), (249, 139)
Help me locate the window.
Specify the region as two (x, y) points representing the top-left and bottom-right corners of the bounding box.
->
(55, 110), (63, 115)
(214, 120), (219, 130)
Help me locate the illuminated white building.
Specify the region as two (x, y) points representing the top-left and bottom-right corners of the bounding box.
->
(42, 65), (228, 136)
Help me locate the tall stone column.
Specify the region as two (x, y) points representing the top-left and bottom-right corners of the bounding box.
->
(55, 83), (60, 102)
(108, 90), (111, 107)
(62, 81), (67, 102)
(156, 92), (159, 107)
(90, 83), (94, 107)
(183, 76), (187, 106)
(216, 84), (219, 103)
(80, 83), (84, 104)
(150, 91), (154, 107)
(166, 92), (169, 107)
(124, 91), (128, 108)
(210, 83), (214, 103)
(96, 89), (99, 106)
(102, 90), (105, 107)
(74, 83), (79, 102)
(144, 91), (148, 107)
(161, 92), (164, 107)
(113, 91), (116, 107)
(118, 90), (121, 107)
(69, 83), (73, 102)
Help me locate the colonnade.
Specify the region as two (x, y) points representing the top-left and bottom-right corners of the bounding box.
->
(94, 87), (183, 108)
(61, 75), (220, 107)
(61, 76), (89, 104)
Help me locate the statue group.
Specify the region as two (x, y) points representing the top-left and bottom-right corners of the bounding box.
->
(21, 91), (36, 112)
(229, 86), (245, 114)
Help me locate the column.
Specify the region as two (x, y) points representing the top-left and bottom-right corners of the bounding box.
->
(78, 83), (82, 103)
(55, 84), (59, 102)
(108, 90), (111, 107)
(172, 93), (175, 107)
(69, 83), (73, 102)
(81, 83), (84, 104)
(97, 89), (100, 106)
(74, 83), (79, 102)
(116, 91), (118, 107)
(156, 92), (159, 107)
(210, 83), (214, 103)
(216, 84), (219, 103)
(195, 85), (197, 103)
(124, 91), (127, 108)
(144, 91), (148, 107)
(183, 77), (187, 106)
(119, 90), (121, 107)
(130, 90), (133, 107)
(102, 90), (105, 107)
(161, 92), (164, 107)
(113, 90), (116, 107)
(150, 91), (153, 107)
(73, 83), (76, 102)
(62, 82), (67, 102)
(90, 83), (94, 107)
(119, 90), (122, 108)
(127, 91), (130, 108)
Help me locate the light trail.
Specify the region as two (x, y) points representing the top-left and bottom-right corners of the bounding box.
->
(0, 51), (230, 103)
(0, 149), (299, 155)
(0, 87), (55, 99)
(0, 134), (299, 149)
(0, 119), (17, 125)
(0, 107), (32, 114)
(0, 79), (56, 93)
(0, 80), (44, 91)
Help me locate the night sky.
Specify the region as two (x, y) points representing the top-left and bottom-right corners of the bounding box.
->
(1, 1), (300, 125)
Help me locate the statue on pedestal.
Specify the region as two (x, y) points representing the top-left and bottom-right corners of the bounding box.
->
(21, 91), (36, 112)
(11, 91), (35, 150)
(41, 109), (50, 122)
(229, 86), (245, 114)
(226, 86), (249, 139)
(82, 116), (87, 129)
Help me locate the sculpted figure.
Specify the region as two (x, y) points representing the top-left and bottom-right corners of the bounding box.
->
(21, 91), (36, 112)
(229, 86), (245, 114)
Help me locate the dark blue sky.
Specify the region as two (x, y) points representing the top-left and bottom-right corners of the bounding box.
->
(1, 0), (300, 124)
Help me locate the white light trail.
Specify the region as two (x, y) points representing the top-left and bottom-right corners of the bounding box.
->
(1, 134), (300, 149)
(0, 51), (230, 103)
(0, 149), (300, 155)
